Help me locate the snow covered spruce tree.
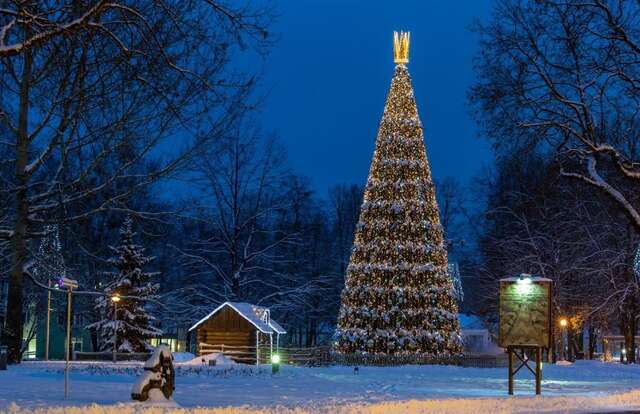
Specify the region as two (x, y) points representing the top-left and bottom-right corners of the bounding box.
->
(89, 217), (161, 352)
(334, 32), (462, 356)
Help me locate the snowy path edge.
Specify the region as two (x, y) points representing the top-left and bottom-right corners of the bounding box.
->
(5, 389), (640, 414)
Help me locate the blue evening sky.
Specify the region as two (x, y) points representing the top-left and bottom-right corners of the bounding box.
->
(259, 0), (495, 194)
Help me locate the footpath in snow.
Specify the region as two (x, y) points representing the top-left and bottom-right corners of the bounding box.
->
(1, 360), (640, 413)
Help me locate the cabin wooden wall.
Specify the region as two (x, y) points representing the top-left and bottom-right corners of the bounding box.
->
(196, 305), (257, 362)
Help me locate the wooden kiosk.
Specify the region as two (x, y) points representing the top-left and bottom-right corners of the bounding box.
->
(499, 274), (552, 395)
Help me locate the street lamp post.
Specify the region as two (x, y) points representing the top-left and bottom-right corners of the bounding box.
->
(57, 277), (78, 399)
(45, 280), (52, 361)
(111, 294), (121, 363)
(559, 317), (568, 361)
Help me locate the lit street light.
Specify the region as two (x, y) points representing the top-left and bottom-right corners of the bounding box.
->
(559, 317), (569, 361)
(271, 353), (281, 375)
(57, 277), (78, 398)
(111, 294), (121, 363)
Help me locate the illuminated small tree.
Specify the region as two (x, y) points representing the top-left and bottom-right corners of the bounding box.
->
(34, 225), (66, 282)
(334, 32), (462, 356)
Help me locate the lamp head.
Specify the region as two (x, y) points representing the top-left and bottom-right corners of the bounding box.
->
(515, 275), (533, 295)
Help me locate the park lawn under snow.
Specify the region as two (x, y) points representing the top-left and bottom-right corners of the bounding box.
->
(1, 360), (640, 413)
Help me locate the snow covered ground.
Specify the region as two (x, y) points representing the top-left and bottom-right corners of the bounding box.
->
(1, 360), (640, 413)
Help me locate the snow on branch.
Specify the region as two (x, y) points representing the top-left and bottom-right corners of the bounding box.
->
(0, 1), (111, 57)
(561, 156), (640, 230)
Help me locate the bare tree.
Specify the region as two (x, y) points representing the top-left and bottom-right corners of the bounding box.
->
(470, 0), (640, 230)
(329, 184), (362, 275)
(436, 177), (469, 254)
(0, 0), (272, 362)
(475, 153), (639, 360)
(165, 125), (298, 320)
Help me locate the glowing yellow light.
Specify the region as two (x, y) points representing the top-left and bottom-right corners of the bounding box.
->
(559, 318), (568, 328)
(271, 354), (281, 364)
(393, 31), (410, 64)
(111, 293), (121, 303)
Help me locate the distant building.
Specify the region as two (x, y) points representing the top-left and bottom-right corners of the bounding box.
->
(26, 296), (92, 360)
(149, 324), (188, 354)
(600, 334), (640, 361)
(189, 302), (286, 364)
(459, 313), (495, 354)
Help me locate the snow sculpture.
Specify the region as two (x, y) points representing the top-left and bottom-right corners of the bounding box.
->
(131, 345), (175, 402)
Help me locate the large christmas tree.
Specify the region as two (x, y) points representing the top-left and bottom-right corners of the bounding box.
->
(334, 32), (462, 356)
(88, 217), (161, 352)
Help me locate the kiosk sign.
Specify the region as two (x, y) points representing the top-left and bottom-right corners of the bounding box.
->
(499, 275), (552, 348)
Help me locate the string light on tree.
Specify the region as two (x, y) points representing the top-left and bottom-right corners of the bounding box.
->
(34, 224), (66, 282)
(334, 31), (462, 356)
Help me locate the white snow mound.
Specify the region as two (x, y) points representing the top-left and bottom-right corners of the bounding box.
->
(181, 352), (236, 366)
(172, 352), (196, 363)
(556, 360), (574, 366)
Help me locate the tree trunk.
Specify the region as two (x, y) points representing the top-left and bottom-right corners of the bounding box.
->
(567, 330), (575, 362)
(625, 316), (636, 364)
(2, 47), (32, 364)
(588, 325), (597, 360)
(620, 315), (627, 363)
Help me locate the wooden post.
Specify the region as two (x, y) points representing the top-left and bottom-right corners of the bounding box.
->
(112, 300), (117, 363)
(45, 288), (51, 361)
(535, 347), (542, 395)
(64, 288), (72, 398)
(255, 331), (259, 366)
(508, 347), (514, 395)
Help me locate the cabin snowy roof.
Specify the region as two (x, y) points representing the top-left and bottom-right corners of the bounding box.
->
(188, 301), (286, 334)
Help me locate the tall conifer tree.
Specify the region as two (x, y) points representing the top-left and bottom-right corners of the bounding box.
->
(334, 32), (462, 356)
(89, 217), (161, 352)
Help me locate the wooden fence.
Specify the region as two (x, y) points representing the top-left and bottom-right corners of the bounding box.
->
(73, 346), (507, 368)
(332, 352), (508, 368)
(199, 343), (257, 364)
(198, 343), (332, 366)
(74, 351), (150, 362)
(198, 343), (506, 368)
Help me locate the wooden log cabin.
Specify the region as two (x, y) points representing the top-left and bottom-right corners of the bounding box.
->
(188, 302), (286, 364)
